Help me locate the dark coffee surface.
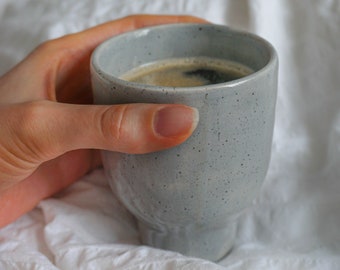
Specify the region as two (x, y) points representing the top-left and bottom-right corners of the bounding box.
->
(184, 68), (245, 84)
(121, 57), (253, 87)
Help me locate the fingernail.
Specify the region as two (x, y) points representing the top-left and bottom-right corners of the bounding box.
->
(154, 105), (199, 138)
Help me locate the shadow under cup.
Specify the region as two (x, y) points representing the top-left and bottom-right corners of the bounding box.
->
(91, 24), (278, 261)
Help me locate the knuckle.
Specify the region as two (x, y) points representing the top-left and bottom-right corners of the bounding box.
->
(34, 39), (59, 56)
(97, 104), (154, 154)
(13, 101), (52, 159)
(123, 14), (147, 29)
(33, 38), (70, 63)
(0, 101), (55, 178)
(99, 105), (130, 143)
(20, 101), (47, 127)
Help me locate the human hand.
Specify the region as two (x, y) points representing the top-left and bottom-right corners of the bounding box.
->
(0, 15), (203, 227)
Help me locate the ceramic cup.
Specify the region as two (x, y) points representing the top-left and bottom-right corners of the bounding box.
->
(91, 24), (278, 261)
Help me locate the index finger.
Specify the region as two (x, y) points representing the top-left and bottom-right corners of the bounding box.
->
(0, 15), (207, 104)
(71, 14), (208, 49)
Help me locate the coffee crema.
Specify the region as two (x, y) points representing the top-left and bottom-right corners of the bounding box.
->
(121, 57), (253, 87)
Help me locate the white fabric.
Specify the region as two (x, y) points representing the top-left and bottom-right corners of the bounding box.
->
(1, 0), (340, 269)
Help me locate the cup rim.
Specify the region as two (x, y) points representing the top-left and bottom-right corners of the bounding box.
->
(91, 23), (278, 93)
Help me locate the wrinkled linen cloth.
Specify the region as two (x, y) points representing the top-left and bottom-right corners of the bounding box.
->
(1, 0), (340, 269)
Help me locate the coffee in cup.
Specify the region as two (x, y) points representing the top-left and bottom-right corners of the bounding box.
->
(121, 57), (253, 87)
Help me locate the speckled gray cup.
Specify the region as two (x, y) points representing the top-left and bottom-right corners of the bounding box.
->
(91, 24), (278, 261)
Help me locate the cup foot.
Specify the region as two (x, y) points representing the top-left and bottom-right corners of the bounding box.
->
(138, 221), (236, 262)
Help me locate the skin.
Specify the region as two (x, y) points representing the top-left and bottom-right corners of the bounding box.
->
(0, 15), (205, 228)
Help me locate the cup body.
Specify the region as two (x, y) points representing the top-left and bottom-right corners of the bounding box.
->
(91, 24), (278, 261)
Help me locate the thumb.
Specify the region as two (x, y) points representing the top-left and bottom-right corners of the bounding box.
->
(9, 101), (199, 163)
